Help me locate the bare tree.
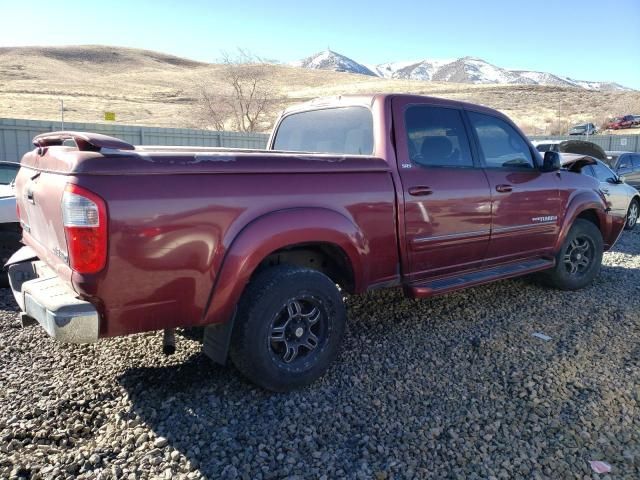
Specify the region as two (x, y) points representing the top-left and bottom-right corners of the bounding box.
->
(193, 50), (280, 133)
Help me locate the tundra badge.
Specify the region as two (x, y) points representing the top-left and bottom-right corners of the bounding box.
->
(53, 247), (69, 264)
(531, 215), (558, 223)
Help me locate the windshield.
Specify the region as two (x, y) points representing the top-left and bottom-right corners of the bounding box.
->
(273, 107), (374, 155)
(604, 155), (619, 168)
(572, 125), (586, 129)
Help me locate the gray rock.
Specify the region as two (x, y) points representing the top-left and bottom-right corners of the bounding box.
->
(154, 437), (168, 448)
(1, 231), (640, 479)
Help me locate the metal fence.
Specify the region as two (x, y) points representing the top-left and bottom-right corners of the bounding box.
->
(528, 134), (640, 153)
(0, 118), (270, 162)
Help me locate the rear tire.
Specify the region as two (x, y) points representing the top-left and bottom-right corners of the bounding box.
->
(541, 219), (603, 291)
(624, 199), (639, 230)
(229, 265), (346, 392)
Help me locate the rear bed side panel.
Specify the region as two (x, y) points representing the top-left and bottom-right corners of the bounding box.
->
(71, 171), (398, 337)
(203, 207), (371, 327)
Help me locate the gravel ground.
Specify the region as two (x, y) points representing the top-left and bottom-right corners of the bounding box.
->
(1, 231), (639, 480)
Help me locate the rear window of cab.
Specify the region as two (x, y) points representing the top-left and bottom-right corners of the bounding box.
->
(272, 107), (374, 155)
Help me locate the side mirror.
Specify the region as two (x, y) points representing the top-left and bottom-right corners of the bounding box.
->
(541, 151), (561, 172)
(618, 175), (627, 183)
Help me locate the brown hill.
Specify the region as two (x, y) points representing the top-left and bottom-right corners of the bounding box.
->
(0, 45), (638, 134)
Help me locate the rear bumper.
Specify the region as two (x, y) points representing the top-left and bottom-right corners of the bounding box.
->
(7, 250), (99, 343)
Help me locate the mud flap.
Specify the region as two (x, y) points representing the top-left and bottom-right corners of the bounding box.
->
(202, 311), (236, 365)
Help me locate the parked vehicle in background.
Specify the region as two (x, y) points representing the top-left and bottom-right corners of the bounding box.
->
(6, 95), (626, 391)
(562, 154), (640, 230)
(532, 139), (607, 160)
(605, 151), (640, 189)
(568, 123), (598, 135)
(633, 115), (640, 125)
(0, 161), (22, 287)
(604, 115), (636, 130)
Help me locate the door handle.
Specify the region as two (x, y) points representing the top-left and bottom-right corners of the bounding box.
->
(496, 184), (512, 193)
(408, 186), (433, 196)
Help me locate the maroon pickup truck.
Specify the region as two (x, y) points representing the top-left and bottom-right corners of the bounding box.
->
(8, 94), (625, 391)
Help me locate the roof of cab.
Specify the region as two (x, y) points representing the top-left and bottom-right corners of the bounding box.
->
(281, 93), (505, 118)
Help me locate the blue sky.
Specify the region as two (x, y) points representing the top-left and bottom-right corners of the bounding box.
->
(1, 0), (639, 88)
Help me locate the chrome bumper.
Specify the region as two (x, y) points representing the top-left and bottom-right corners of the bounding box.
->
(7, 252), (99, 343)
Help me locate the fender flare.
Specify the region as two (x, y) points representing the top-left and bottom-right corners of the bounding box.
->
(554, 191), (610, 251)
(202, 207), (368, 326)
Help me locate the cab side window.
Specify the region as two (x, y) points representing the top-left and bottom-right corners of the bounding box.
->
(467, 112), (534, 169)
(404, 106), (474, 168)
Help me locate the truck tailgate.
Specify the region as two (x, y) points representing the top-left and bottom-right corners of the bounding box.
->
(15, 166), (74, 283)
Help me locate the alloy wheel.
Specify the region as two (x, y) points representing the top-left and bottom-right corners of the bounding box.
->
(563, 235), (594, 276)
(627, 202), (639, 228)
(268, 297), (327, 365)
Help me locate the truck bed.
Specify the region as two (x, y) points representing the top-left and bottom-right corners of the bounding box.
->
(15, 134), (400, 337)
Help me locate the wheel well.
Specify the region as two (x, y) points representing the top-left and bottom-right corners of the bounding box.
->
(256, 243), (355, 293)
(576, 209), (600, 230)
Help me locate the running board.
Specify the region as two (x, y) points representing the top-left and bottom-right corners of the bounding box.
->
(406, 258), (554, 298)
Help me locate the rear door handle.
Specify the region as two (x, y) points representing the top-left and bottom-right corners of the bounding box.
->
(496, 184), (512, 193)
(408, 186), (433, 196)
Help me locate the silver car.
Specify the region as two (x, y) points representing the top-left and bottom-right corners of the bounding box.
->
(563, 154), (640, 230)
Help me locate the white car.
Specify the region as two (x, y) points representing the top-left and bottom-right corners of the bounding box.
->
(562, 154), (640, 230)
(531, 139), (607, 160)
(0, 183), (17, 223)
(0, 162), (22, 286)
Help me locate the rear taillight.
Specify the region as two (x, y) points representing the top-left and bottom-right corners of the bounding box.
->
(62, 184), (107, 274)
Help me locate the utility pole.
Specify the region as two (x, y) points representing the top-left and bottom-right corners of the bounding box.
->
(60, 99), (65, 130)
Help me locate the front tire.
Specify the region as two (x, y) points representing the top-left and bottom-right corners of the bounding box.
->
(541, 219), (603, 291)
(625, 199), (639, 230)
(229, 265), (346, 392)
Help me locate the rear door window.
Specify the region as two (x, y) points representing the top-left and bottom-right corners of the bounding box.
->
(273, 107), (374, 155)
(404, 106), (474, 168)
(467, 112), (534, 169)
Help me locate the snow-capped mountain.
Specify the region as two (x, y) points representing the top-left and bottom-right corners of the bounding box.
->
(291, 50), (376, 77)
(514, 70), (628, 91)
(294, 50), (631, 91)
